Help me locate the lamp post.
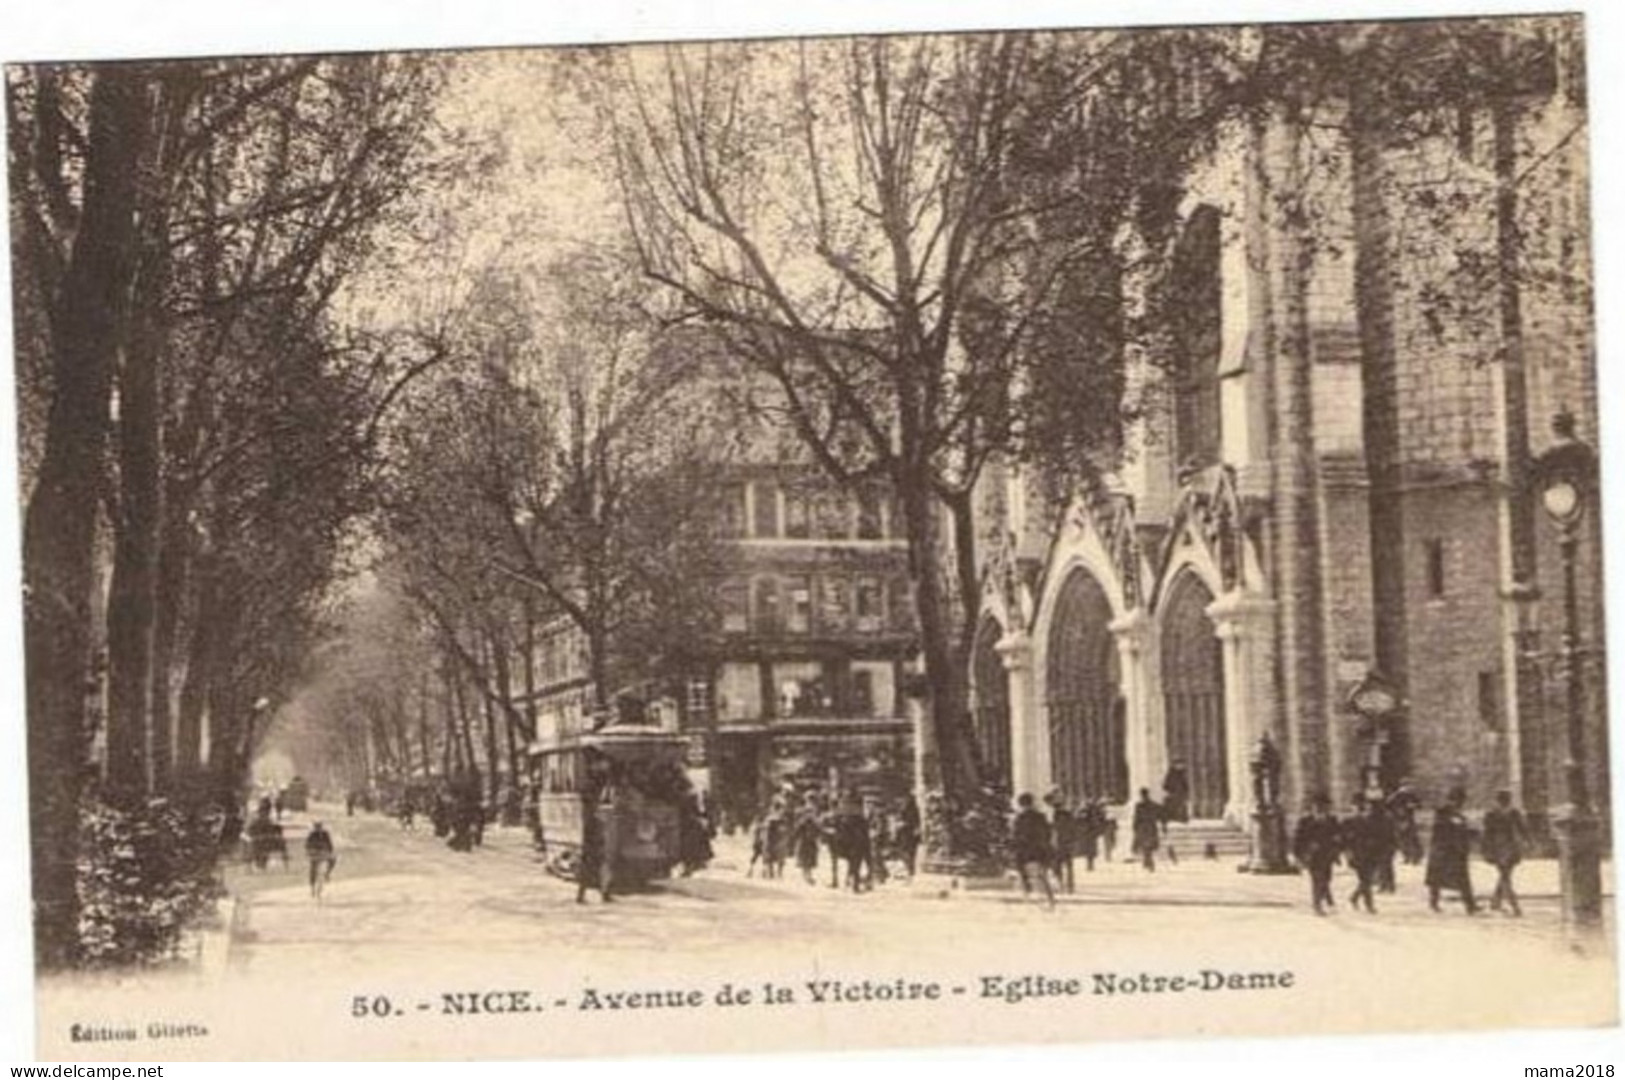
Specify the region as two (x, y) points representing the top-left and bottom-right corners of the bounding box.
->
(1532, 411), (1602, 930)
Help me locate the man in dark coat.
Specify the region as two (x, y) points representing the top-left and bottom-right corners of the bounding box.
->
(577, 787), (614, 904)
(1010, 793), (1055, 907)
(1292, 792), (1341, 915)
(1077, 796), (1107, 872)
(1161, 762), (1191, 824)
(1342, 796), (1388, 913)
(832, 796), (871, 892)
(791, 798), (823, 885)
(678, 791), (713, 877)
(1131, 788), (1163, 871)
(1425, 787), (1479, 914)
(895, 795), (922, 880)
(1386, 780), (1424, 867)
(1481, 789), (1529, 916)
(1046, 790), (1077, 894)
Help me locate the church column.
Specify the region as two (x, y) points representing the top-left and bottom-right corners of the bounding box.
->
(1110, 608), (1156, 802)
(996, 631), (1041, 797)
(1208, 589), (1277, 825)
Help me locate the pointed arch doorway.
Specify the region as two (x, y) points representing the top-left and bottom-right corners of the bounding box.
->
(1160, 571), (1228, 819)
(970, 616), (1013, 792)
(1046, 569), (1128, 804)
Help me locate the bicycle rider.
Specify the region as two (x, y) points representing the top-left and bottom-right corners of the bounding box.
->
(305, 821), (337, 898)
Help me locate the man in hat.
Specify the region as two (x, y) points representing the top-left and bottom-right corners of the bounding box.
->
(1046, 790), (1077, 894)
(1425, 786), (1479, 914)
(1481, 789), (1528, 916)
(1010, 793), (1056, 908)
(1342, 795), (1387, 913)
(1292, 793), (1341, 915)
(1130, 788), (1163, 872)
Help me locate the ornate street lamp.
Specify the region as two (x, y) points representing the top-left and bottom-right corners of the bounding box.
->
(1532, 410), (1602, 930)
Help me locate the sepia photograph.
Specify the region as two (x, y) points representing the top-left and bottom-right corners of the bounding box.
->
(2, 0), (1621, 1067)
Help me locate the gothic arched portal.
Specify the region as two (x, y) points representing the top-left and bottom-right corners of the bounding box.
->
(1160, 571), (1228, 819)
(1045, 569), (1127, 804)
(970, 616), (1013, 791)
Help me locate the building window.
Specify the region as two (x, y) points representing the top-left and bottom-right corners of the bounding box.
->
(851, 669), (874, 717)
(1478, 670), (1502, 731)
(1425, 539), (1446, 599)
(719, 483), (747, 538)
(857, 486), (884, 539)
(786, 575), (812, 633)
(856, 577), (884, 632)
(752, 481), (779, 538)
(685, 679), (712, 724)
(1171, 205), (1223, 474)
(717, 663), (763, 721)
(851, 661), (896, 717)
(774, 661), (826, 717)
(889, 578), (915, 631)
(784, 484), (811, 539)
(720, 580), (748, 633)
(820, 577), (851, 632)
(813, 486), (851, 539)
(754, 577), (781, 633)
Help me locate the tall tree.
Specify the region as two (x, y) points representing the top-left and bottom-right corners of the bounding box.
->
(601, 32), (1238, 802)
(13, 65), (155, 967)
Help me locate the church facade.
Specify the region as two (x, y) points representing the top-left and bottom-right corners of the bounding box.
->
(968, 36), (1602, 831)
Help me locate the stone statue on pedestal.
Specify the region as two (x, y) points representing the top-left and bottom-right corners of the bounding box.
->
(1243, 731), (1293, 874)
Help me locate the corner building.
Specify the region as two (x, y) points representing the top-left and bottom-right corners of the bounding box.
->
(972, 31), (1603, 834)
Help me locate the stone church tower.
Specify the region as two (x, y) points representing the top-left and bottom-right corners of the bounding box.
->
(970, 21), (1600, 833)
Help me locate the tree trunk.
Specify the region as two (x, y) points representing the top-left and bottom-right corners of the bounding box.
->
(479, 639), (500, 800)
(22, 67), (151, 968)
(147, 498), (192, 794)
(418, 670), (433, 779)
(1348, 77), (1413, 788)
(1260, 104), (1331, 805)
(104, 284), (166, 802)
(175, 562), (218, 784)
(897, 465), (980, 801)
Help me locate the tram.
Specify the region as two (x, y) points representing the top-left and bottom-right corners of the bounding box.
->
(529, 723), (687, 886)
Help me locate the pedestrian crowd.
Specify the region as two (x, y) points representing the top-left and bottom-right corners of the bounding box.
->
(743, 786), (923, 893)
(1000, 769), (1533, 919)
(1291, 781), (1530, 917)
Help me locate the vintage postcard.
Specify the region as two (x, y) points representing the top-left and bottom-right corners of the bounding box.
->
(2, 3), (1621, 1066)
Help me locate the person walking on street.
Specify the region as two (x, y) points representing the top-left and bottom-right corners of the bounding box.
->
(1046, 791), (1077, 894)
(1293, 793), (1342, 915)
(1077, 796), (1106, 872)
(1131, 788), (1163, 872)
(895, 794), (922, 880)
(1425, 787), (1479, 914)
(1386, 780), (1424, 869)
(792, 798), (822, 885)
(1011, 793), (1056, 908)
(1481, 789), (1529, 916)
(1343, 796), (1386, 913)
(577, 788), (614, 904)
(1162, 761), (1191, 824)
(304, 821), (336, 900)
(833, 796), (871, 892)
